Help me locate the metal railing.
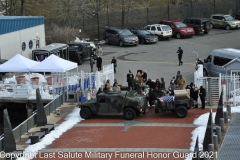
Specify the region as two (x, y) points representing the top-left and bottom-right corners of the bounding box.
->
(0, 91), (67, 151)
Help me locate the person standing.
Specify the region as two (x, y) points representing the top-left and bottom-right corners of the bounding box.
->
(177, 47), (183, 66)
(155, 79), (161, 90)
(177, 75), (186, 89)
(175, 71), (181, 85)
(160, 77), (165, 90)
(96, 56), (102, 71)
(96, 45), (103, 56)
(199, 86), (206, 109)
(170, 77), (175, 89)
(111, 56), (117, 74)
(127, 70), (134, 91)
(192, 86), (199, 108)
(142, 70), (147, 83)
(90, 55), (95, 72)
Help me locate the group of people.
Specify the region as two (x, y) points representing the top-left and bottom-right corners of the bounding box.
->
(92, 45), (207, 110)
(90, 45), (117, 74)
(185, 82), (206, 109)
(127, 70), (148, 91)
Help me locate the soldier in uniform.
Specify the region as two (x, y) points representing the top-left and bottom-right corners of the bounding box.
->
(127, 70), (134, 91)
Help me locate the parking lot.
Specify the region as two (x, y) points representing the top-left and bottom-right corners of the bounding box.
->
(31, 28), (240, 160)
(76, 28), (240, 87)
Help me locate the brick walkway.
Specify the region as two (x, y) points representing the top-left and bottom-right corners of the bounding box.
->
(33, 107), (215, 160)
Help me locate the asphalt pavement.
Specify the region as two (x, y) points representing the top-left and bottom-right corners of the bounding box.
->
(70, 28), (240, 88)
(3, 28), (240, 88)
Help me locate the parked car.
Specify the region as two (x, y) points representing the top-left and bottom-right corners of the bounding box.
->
(159, 20), (194, 39)
(103, 27), (138, 47)
(143, 24), (172, 40)
(183, 17), (211, 35)
(233, 12), (240, 20)
(130, 29), (158, 44)
(210, 14), (240, 30)
(68, 42), (92, 65)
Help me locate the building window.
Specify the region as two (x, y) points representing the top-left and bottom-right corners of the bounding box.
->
(22, 42), (26, 51)
(29, 40), (33, 49)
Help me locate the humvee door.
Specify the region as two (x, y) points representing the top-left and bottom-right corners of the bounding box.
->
(97, 93), (124, 114)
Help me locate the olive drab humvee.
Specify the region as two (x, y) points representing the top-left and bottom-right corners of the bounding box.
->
(154, 89), (195, 118)
(79, 90), (147, 120)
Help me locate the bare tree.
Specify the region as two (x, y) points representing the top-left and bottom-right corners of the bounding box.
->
(0, 0), (18, 15)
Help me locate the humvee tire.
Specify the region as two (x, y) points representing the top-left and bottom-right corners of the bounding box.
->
(175, 106), (187, 118)
(124, 108), (136, 120)
(80, 107), (92, 119)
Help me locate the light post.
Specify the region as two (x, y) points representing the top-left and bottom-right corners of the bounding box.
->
(93, 12), (100, 40)
(192, 51), (200, 70)
(34, 33), (40, 49)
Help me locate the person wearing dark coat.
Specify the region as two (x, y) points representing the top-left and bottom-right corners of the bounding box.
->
(90, 55), (95, 72)
(96, 56), (102, 71)
(142, 71), (147, 83)
(155, 79), (161, 90)
(177, 47), (183, 66)
(160, 77), (165, 90)
(199, 86), (206, 109)
(111, 56), (117, 74)
(192, 86), (199, 108)
(127, 70), (134, 91)
(146, 79), (152, 86)
(113, 79), (118, 87)
(96, 88), (102, 96)
(175, 71), (181, 85)
(148, 87), (160, 113)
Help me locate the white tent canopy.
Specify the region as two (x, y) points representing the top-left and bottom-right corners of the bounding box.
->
(0, 54), (39, 72)
(30, 54), (78, 72)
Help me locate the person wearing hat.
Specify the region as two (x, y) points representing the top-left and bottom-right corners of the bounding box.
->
(127, 70), (134, 91)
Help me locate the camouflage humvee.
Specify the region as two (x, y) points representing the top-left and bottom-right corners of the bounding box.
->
(79, 90), (147, 120)
(154, 98), (194, 118)
(153, 90), (195, 118)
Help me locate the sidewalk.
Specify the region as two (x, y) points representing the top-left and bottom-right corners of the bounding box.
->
(0, 103), (219, 160)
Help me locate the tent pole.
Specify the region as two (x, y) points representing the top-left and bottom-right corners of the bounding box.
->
(66, 71), (68, 101)
(52, 71), (53, 99)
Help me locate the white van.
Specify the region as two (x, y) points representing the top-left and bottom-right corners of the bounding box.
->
(143, 24), (172, 40)
(203, 48), (240, 77)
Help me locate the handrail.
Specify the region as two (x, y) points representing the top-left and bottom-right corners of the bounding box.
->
(0, 91), (67, 151)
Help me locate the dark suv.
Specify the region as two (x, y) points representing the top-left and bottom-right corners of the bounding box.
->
(233, 12), (240, 20)
(104, 27), (138, 47)
(183, 18), (211, 35)
(68, 42), (91, 65)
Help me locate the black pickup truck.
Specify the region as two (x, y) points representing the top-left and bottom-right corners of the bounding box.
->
(68, 42), (93, 65)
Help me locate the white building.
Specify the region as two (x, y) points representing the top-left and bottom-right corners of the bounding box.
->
(0, 16), (46, 60)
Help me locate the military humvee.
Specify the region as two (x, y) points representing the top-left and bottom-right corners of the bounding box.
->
(154, 98), (194, 118)
(79, 90), (147, 120)
(153, 90), (194, 118)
